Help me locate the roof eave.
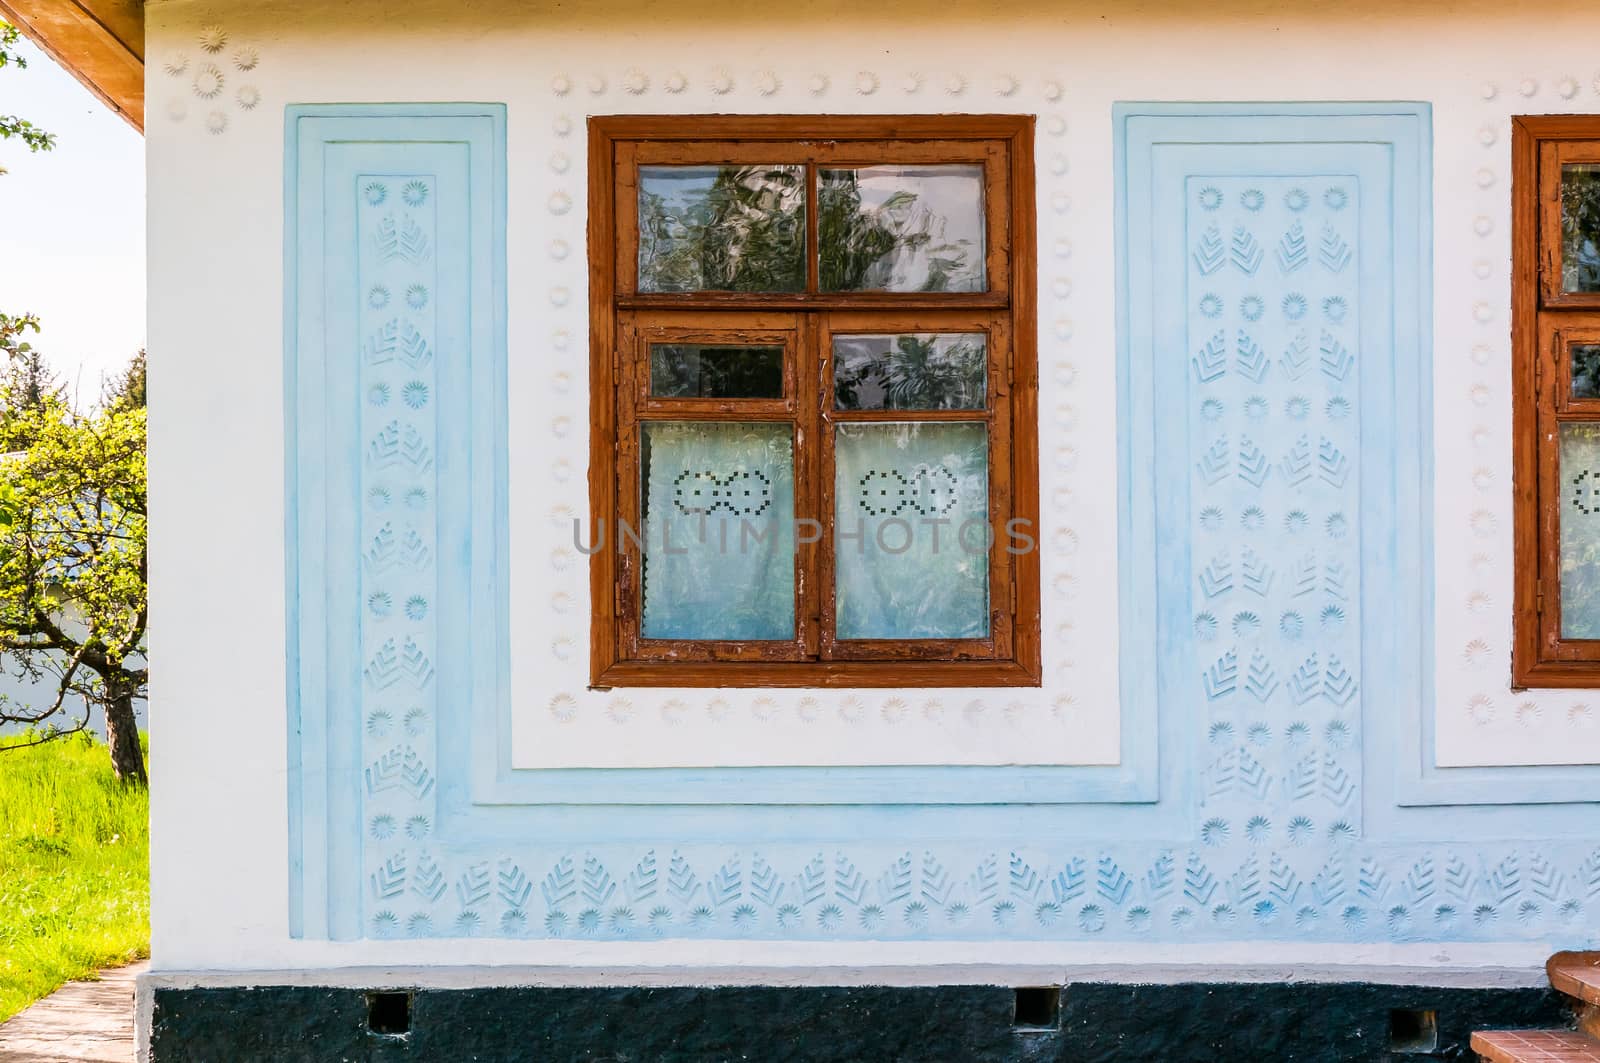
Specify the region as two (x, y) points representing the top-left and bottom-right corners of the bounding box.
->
(0, 0), (143, 133)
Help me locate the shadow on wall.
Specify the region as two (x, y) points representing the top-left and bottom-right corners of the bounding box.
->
(209, 0), (1548, 36)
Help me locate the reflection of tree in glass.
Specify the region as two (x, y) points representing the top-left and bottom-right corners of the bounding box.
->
(835, 335), (985, 410)
(819, 171), (975, 292)
(638, 167), (805, 292)
(1573, 344), (1600, 399)
(1562, 167), (1600, 292)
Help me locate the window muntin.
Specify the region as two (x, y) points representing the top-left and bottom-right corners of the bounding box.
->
(592, 116), (1038, 687)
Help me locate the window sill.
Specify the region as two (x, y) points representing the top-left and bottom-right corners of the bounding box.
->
(590, 658), (1042, 690)
(1511, 657), (1600, 690)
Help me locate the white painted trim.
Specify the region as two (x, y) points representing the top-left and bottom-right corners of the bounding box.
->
(139, 966), (1549, 994)
(139, 940), (1556, 982)
(137, 958), (1550, 991)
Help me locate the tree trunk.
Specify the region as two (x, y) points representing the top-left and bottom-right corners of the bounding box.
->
(103, 685), (146, 786)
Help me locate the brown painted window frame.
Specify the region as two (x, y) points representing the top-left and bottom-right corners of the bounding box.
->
(1512, 115), (1600, 686)
(587, 114), (1041, 689)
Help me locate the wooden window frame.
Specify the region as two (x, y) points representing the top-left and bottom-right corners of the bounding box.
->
(588, 114), (1041, 689)
(1512, 115), (1600, 686)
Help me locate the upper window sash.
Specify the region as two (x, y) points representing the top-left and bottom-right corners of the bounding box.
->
(613, 138), (1011, 305)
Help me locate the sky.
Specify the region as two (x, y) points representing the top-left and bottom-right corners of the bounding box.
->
(1, 35), (145, 404)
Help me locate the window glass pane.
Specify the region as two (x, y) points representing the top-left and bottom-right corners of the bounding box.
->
(819, 165), (986, 293)
(1573, 343), (1600, 400)
(637, 165), (805, 293)
(641, 422), (796, 640)
(1560, 422), (1600, 638)
(834, 422), (989, 639)
(649, 344), (784, 399)
(833, 333), (987, 410)
(1561, 164), (1600, 294)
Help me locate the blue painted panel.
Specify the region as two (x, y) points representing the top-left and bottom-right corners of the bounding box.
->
(285, 105), (506, 940)
(287, 103), (1600, 947)
(1171, 163), (1372, 841)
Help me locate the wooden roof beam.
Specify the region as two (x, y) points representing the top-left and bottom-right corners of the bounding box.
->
(0, 0), (143, 132)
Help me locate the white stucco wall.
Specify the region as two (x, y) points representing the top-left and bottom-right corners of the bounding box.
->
(147, 0), (1600, 973)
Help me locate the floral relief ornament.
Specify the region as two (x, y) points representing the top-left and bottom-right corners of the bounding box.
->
(163, 22), (263, 130)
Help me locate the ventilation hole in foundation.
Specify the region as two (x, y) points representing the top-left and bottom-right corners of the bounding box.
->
(366, 991), (412, 1037)
(1388, 1008), (1438, 1053)
(1012, 986), (1061, 1031)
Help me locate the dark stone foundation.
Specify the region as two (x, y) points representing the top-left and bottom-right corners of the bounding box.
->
(148, 980), (1573, 1062)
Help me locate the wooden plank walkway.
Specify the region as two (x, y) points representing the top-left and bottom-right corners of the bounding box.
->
(0, 962), (145, 1062)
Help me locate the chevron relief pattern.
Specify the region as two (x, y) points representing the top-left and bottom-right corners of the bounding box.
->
(373, 213), (432, 264)
(1280, 331), (1312, 379)
(1193, 329), (1228, 383)
(1182, 177), (1363, 837)
(1204, 649), (1239, 700)
(1318, 224), (1352, 272)
(1197, 435), (1230, 484)
(1244, 651), (1279, 701)
(367, 421), (433, 473)
(1194, 224), (1226, 275)
(1239, 549), (1273, 595)
(1317, 437), (1350, 487)
(365, 745), (435, 800)
(358, 171), (442, 941)
(1237, 438), (1269, 487)
(399, 323), (433, 370)
(1235, 330), (1268, 382)
(1230, 225), (1263, 274)
(1198, 550), (1233, 598)
(1276, 221), (1309, 272)
(364, 319), (400, 365)
(355, 842), (1599, 941)
(1319, 332), (1354, 381)
(363, 635), (435, 689)
(1281, 435), (1312, 485)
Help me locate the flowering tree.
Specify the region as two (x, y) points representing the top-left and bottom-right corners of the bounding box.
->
(0, 353), (148, 785)
(0, 22), (148, 785)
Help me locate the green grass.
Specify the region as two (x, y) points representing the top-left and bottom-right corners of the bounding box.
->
(0, 732), (149, 1023)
